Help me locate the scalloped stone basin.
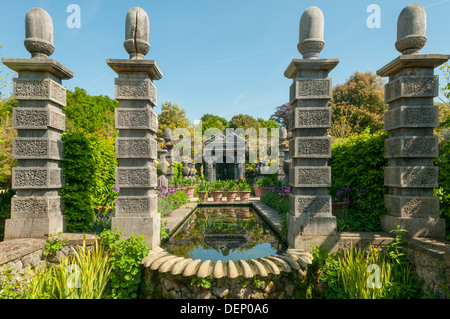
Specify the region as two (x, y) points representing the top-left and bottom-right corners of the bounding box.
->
(142, 205), (313, 299)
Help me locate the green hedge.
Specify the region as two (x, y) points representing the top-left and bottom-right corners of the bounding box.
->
(60, 132), (117, 232)
(435, 134), (450, 238)
(330, 130), (388, 229)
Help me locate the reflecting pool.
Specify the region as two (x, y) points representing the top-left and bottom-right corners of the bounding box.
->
(163, 206), (285, 262)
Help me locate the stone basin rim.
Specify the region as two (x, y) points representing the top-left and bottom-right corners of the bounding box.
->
(141, 246), (312, 279)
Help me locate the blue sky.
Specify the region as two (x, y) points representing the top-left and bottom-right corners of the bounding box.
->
(1, 0), (449, 123)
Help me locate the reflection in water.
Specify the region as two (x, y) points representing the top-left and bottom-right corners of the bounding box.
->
(164, 206), (283, 262)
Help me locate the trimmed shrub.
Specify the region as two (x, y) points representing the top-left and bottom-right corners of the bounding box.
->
(330, 130), (388, 230)
(435, 134), (450, 238)
(60, 132), (117, 232)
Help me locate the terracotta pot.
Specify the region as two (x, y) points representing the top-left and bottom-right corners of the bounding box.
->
(97, 206), (113, 213)
(212, 191), (223, 202)
(238, 191), (251, 202)
(184, 186), (195, 199)
(198, 191), (208, 202)
(258, 187), (269, 198)
(226, 191), (237, 202)
(253, 185), (260, 197)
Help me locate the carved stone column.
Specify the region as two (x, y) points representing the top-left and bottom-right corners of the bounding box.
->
(163, 128), (174, 181)
(377, 4), (448, 238)
(107, 7), (162, 248)
(285, 7), (338, 249)
(278, 127), (288, 181)
(2, 8), (73, 239)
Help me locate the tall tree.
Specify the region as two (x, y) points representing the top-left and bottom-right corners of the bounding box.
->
(157, 102), (192, 138)
(229, 114), (262, 132)
(329, 71), (387, 138)
(270, 103), (292, 128)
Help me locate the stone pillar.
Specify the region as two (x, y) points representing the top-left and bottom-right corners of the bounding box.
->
(107, 7), (162, 248)
(157, 149), (169, 188)
(2, 8), (73, 239)
(285, 7), (338, 249)
(278, 127), (288, 181)
(377, 4), (448, 238)
(163, 128), (174, 181)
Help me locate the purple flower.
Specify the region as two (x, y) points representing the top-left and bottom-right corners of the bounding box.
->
(284, 190), (290, 194)
(345, 187), (351, 193)
(112, 186), (120, 192)
(336, 191), (342, 197)
(358, 189), (366, 195)
(279, 199), (284, 203)
(343, 197), (349, 202)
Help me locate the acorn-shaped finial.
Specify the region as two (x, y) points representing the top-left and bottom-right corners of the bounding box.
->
(124, 7), (150, 59)
(395, 3), (427, 55)
(297, 7), (325, 59)
(24, 8), (55, 59)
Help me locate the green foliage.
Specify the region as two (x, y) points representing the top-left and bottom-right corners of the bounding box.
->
(0, 188), (16, 239)
(382, 226), (422, 299)
(331, 129), (388, 230)
(29, 238), (112, 299)
(191, 275), (214, 289)
(0, 265), (31, 299)
(330, 71), (386, 136)
(228, 114), (262, 132)
(65, 87), (118, 137)
(200, 114), (228, 133)
(60, 132), (117, 232)
(157, 102), (192, 138)
(255, 175), (278, 187)
(100, 228), (150, 299)
(435, 135), (450, 237)
(173, 162), (183, 181)
(197, 179), (211, 192)
(237, 179), (251, 191)
(337, 245), (392, 299)
(42, 232), (69, 260)
(0, 114), (16, 188)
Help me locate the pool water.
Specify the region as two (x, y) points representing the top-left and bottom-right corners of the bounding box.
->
(163, 206), (284, 262)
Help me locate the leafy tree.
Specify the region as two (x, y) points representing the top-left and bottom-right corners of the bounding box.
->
(270, 103), (291, 128)
(329, 71), (387, 138)
(200, 113), (228, 133)
(157, 102), (192, 138)
(64, 87), (118, 137)
(258, 118), (279, 130)
(228, 114), (262, 132)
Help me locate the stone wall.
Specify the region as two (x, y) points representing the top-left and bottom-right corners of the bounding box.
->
(144, 270), (300, 299)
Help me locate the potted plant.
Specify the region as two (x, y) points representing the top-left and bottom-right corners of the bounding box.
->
(211, 180), (224, 202)
(197, 180), (210, 202)
(255, 176), (277, 198)
(225, 180), (238, 202)
(183, 178), (196, 199)
(237, 180), (251, 202)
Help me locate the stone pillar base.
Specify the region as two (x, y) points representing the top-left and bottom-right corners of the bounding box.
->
(287, 234), (339, 252)
(287, 213), (337, 248)
(112, 215), (161, 249)
(380, 214), (446, 238)
(4, 215), (65, 239)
